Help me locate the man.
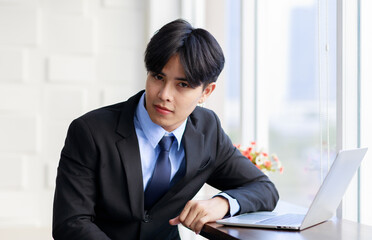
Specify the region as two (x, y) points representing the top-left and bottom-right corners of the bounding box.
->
(53, 19), (279, 240)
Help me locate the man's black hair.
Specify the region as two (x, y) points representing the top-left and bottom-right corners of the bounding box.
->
(144, 19), (225, 88)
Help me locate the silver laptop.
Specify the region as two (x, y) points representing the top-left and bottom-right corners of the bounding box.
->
(217, 148), (368, 230)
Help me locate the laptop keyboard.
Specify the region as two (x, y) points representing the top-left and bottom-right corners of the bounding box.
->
(257, 213), (305, 226)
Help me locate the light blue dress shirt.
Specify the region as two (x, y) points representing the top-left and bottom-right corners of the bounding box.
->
(134, 93), (239, 216)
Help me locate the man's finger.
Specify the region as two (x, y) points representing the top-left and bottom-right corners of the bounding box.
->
(179, 200), (196, 224)
(193, 215), (210, 234)
(187, 210), (205, 231)
(169, 216), (181, 225)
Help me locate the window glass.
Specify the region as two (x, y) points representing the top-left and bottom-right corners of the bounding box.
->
(254, 0), (337, 206)
(225, 0), (242, 143)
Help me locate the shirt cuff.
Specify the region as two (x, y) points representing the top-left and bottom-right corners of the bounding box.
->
(215, 192), (240, 217)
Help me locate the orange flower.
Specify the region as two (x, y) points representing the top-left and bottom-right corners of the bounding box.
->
(242, 149), (250, 158)
(264, 161), (272, 168)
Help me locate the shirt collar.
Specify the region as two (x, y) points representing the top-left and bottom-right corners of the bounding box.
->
(135, 92), (186, 150)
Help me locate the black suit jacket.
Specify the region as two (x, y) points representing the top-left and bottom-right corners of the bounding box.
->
(53, 90), (279, 240)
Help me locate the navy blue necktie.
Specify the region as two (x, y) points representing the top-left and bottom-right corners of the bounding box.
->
(144, 135), (174, 210)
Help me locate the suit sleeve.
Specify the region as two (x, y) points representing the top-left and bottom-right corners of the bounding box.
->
(52, 118), (111, 240)
(207, 112), (279, 215)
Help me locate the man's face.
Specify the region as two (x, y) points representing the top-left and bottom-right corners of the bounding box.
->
(145, 54), (215, 132)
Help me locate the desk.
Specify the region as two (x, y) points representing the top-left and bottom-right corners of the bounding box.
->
(200, 219), (372, 240)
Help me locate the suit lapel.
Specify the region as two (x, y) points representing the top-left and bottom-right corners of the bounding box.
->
(180, 118), (205, 182)
(116, 138), (144, 218)
(116, 91), (145, 218)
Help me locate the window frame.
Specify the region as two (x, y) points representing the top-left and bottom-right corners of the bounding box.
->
(337, 0), (360, 221)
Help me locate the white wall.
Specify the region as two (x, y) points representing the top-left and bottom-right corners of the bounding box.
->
(0, 0), (146, 228)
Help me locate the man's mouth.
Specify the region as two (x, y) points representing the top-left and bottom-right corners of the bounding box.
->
(154, 104), (173, 114)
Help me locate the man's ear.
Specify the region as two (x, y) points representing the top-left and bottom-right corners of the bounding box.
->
(199, 83), (216, 104)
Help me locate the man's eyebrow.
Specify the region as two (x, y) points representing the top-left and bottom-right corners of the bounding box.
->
(176, 77), (188, 81)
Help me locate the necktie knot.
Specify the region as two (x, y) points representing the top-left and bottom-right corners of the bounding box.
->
(158, 135), (174, 152)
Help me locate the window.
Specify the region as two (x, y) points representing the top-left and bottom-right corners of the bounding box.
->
(236, 0), (338, 207)
(231, 0), (371, 224)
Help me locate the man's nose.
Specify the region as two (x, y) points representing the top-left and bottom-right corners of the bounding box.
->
(158, 82), (172, 101)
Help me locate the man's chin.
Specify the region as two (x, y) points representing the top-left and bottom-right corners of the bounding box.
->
(149, 116), (169, 129)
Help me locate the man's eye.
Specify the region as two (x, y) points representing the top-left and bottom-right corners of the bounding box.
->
(153, 74), (163, 80)
(178, 82), (189, 88)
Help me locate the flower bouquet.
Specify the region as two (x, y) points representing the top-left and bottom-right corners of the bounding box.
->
(235, 142), (283, 174)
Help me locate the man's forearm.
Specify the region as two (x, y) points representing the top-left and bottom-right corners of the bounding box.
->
(224, 180), (279, 214)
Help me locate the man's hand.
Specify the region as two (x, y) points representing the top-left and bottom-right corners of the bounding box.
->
(169, 196), (229, 234)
